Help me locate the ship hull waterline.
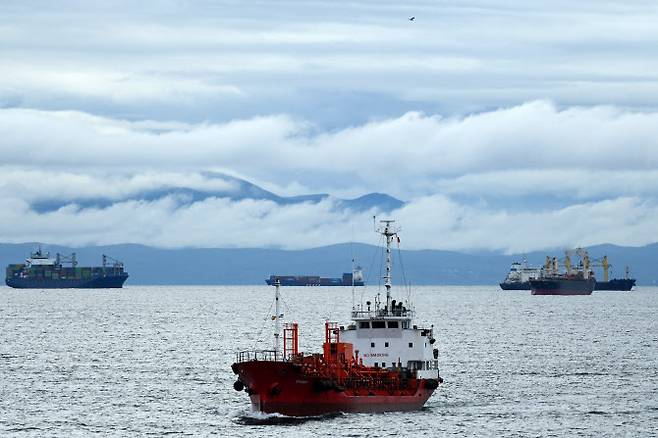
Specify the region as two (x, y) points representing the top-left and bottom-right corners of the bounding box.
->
(499, 281), (531, 290)
(5, 274), (129, 289)
(594, 279), (636, 291)
(529, 278), (595, 296)
(233, 361), (436, 416)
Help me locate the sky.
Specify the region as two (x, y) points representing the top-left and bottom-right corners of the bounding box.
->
(2, 0), (658, 252)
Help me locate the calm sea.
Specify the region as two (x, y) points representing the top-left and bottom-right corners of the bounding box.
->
(1, 285), (657, 437)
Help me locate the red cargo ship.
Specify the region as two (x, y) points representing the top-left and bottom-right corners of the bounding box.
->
(231, 220), (442, 416)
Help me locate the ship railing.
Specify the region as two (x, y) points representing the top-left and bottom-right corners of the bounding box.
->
(235, 350), (287, 363)
(351, 309), (415, 319)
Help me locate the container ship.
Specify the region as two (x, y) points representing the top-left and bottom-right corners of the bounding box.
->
(232, 220), (442, 416)
(529, 250), (595, 295)
(265, 267), (364, 286)
(5, 248), (129, 289)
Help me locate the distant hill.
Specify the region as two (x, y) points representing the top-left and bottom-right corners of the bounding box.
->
(1, 242), (656, 286)
(31, 172), (405, 213)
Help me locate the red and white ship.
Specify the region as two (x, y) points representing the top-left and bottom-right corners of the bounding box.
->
(231, 220), (442, 416)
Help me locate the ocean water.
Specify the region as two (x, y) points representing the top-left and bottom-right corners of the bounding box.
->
(1, 285), (657, 437)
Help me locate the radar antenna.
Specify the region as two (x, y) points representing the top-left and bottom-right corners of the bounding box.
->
(376, 219), (400, 313)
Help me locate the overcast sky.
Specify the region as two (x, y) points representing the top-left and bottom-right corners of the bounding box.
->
(2, 0), (658, 252)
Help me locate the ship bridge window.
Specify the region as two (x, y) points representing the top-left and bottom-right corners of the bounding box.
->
(408, 360), (422, 370)
(408, 342), (414, 348)
(359, 322), (370, 329)
(387, 321), (399, 328)
(372, 321), (386, 329)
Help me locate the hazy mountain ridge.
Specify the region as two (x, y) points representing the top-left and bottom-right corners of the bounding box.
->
(2, 242), (656, 286)
(30, 173), (405, 213)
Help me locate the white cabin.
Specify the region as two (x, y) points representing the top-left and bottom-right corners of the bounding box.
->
(340, 220), (439, 379)
(340, 308), (439, 379)
(504, 258), (541, 283)
(26, 248), (56, 267)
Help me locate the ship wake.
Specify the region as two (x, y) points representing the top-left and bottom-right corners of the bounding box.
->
(233, 410), (345, 425)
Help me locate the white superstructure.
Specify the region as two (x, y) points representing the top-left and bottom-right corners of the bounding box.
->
(503, 257), (541, 283)
(340, 220), (439, 379)
(352, 266), (364, 283)
(25, 247), (56, 266)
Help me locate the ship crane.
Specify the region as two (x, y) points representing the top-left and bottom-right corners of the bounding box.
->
(591, 255), (634, 283)
(558, 250), (574, 275)
(544, 256), (559, 276)
(102, 254), (124, 268)
(56, 252), (78, 267)
(550, 248), (591, 278)
(574, 248), (591, 279)
(590, 255), (611, 282)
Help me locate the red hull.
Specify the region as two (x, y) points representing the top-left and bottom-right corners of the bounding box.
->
(233, 361), (436, 416)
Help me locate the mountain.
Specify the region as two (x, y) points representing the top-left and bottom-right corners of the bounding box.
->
(2, 242), (656, 286)
(30, 172), (405, 213)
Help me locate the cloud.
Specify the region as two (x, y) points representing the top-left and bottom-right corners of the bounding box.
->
(2, 0), (658, 125)
(394, 195), (658, 253)
(434, 169), (658, 202)
(3, 1), (658, 251)
(2, 101), (658, 198)
(0, 169), (239, 203)
(0, 193), (656, 253)
(1, 62), (244, 104)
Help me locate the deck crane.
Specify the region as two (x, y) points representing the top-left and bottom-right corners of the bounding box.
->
(55, 252), (78, 267)
(102, 254), (125, 273)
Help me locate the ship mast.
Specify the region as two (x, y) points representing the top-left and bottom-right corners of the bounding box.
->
(274, 278), (281, 356)
(351, 256), (355, 310)
(377, 219), (399, 313)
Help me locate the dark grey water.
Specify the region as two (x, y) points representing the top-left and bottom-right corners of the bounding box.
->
(1, 286), (657, 437)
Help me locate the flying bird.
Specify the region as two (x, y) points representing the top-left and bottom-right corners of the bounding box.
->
(409, 16), (415, 21)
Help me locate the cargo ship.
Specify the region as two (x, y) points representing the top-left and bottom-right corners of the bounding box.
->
(265, 267), (364, 286)
(595, 278), (636, 291)
(5, 247), (129, 289)
(529, 250), (595, 295)
(501, 252), (636, 291)
(232, 220), (442, 416)
(593, 256), (636, 291)
(499, 257), (541, 290)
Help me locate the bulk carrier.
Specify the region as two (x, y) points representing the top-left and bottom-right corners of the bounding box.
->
(232, 220), (442, 416)
(529, 250), (595, 295)
(501, 252), (635, 291)
(593, 256), (636, 291)
(5, 248), (129, 289)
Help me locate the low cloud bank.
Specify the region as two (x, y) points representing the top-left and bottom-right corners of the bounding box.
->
(1, 194), (655, 253)
(3, 101), (658, 252)
(3, 101), (658, 198)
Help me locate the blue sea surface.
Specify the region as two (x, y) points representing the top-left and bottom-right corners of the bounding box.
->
(1, 286), (657, 437)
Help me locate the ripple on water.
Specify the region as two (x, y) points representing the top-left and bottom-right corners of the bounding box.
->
(0, 285), (657, 437)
